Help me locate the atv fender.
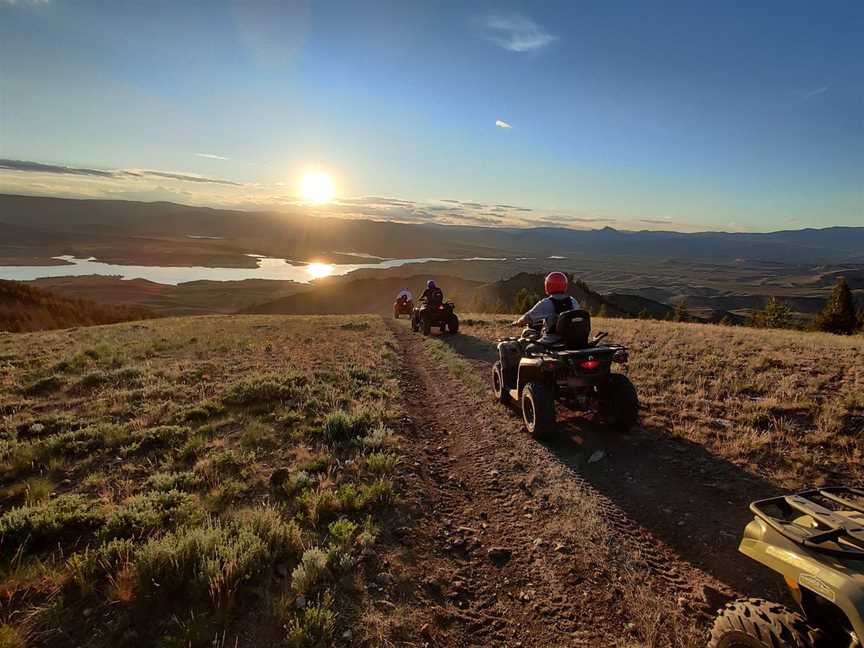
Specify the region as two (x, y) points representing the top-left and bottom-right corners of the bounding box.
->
(517, 357), (555, 396)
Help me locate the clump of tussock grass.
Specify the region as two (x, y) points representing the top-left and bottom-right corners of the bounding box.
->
(0, 624), (26, 648)
(119, 425), (188, 456)
(22, 476), (53, 504)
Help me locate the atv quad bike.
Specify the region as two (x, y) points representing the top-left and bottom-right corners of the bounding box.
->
(393, 298), (413, 319)
(709, 486), (864, 648)
(492, 309), (637, 439)
(411, 300), (459, 335)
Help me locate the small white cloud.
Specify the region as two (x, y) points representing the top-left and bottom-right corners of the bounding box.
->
(803, 86), (829, 99)
(495, 119), (512, 129)
(0, 0), (51, 5)
(483, 13), (557, 52)
(195, 152), (230, 161)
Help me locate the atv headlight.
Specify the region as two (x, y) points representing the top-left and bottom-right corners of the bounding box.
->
(613, 350), (628, 363)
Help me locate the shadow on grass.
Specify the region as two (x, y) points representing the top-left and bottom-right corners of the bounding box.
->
(441, 328), (785, 599)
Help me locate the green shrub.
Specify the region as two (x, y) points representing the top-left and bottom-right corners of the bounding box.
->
(181, 400), (225, 423)
(144, 470), (202, 492)
(365, 452), (399, 475)
(284, 592), (336, 648)
(21, 375), (63, 396)
(120, 425), (188, 456)
(321, 410), (375, 445)
(296, 488), (340, 527)
(235, 505), (303, 561)
(290, 548), (329, 594)
(223, 374), (304, 407)
(23, 476), (53, 504)
(327, 518), (357, 551)
(0, 624), (25, 648)
(0, 494), (108, 553)
(66, 538), (136, 594)
(359, 479), (396, 508)
(101, 490), (205, 540)
(134, 518), (270, 609)
(360, 425), (398, 450)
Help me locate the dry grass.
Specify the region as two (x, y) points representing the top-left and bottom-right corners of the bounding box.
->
(459, 315), (864, 488)
(0, 315), (402, 646)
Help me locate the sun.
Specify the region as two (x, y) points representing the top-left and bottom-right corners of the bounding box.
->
(306, 262), (334, 279)
(299, 172), (335, 204)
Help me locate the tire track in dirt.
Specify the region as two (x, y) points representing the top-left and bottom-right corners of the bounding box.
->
(382, 320), (738, 647)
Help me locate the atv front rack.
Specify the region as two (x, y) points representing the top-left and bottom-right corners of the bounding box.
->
(751, 487), (864, 558)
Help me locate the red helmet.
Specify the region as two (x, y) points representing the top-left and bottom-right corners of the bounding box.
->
(544, 272), (568, 295)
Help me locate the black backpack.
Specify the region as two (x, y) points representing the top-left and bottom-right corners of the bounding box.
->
(428, 288), (444, 305)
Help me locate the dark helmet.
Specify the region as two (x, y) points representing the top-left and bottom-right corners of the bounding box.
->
(427, 280), (437, 289)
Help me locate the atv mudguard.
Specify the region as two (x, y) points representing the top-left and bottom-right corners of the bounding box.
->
(516, 356), (557, 397)
(739, 509), (864, 641)
(497, 340), (521, 381)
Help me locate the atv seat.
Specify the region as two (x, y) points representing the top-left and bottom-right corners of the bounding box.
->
(546, 309), (591, 349)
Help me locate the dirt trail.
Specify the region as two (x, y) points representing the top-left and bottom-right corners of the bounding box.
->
(379, 320), (757, 647)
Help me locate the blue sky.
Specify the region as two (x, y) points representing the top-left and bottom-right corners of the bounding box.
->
(1, 0), (862, 232)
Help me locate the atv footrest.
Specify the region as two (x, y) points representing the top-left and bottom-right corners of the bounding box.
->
(751, 487), (864, 557)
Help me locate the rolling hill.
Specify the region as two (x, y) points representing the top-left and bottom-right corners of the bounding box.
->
(0, 279), (155, 332)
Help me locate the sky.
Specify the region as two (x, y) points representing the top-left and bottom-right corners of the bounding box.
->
(1, 0), (862, 232)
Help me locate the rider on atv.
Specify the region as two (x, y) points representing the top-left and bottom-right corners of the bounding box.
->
(514, 272), (581, 330)
(420, 280), (444, 307)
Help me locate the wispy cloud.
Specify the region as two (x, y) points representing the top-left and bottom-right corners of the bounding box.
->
(0, 0), (51, 6)
(482, 13), (557, 53)
(802, 86), (829, 99)
(195, 152), (230, 161)
(495, 119), (512, 129)
(0, 158), (243, 186)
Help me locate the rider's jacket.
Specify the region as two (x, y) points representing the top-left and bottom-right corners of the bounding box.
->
(420, 287), (444, 305)
(522, 294), (580, 328)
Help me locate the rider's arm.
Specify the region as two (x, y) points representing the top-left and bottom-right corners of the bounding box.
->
(514, 298), (548, 326)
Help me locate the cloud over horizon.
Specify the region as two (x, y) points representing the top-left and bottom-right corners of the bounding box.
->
(495, 119), (512, 129)
(482, 13), (557, 52)
(0, 157), (719, 233)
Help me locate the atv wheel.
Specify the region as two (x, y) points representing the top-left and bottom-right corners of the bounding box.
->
(411, 318), (419, 332)
(393, 311), (399, 319)
(492, 361), (509, 403)
(603, 373), (639, 432)
(522, 382), (556, 440)
(448, 315), (459, 334)
(421, 314), (432, 335)
(708, 598), (821, 648)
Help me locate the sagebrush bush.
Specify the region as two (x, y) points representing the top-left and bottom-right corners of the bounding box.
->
(101, 490), (205, 540)
(290, 548), (330, 595)
(223, 373), (304, 407)
(284, 592), (336, 648)
(0, 494), (108, 552)
(134, 518), (270, 609)
(365, 452), (399, 475)
(321, 410), (375, 445)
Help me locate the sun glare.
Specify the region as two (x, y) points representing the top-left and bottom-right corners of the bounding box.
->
(300, 172), (335, 204)
(306, 262), (334, 279)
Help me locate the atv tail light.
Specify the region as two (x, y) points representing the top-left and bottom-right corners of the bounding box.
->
(438, 305), (444, 310)
(580, 359), (601, 370)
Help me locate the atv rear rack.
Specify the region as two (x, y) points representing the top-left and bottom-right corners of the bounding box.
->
(751, 487), (864, 558)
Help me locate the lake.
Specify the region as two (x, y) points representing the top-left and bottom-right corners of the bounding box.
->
(0, 254), (511, 285)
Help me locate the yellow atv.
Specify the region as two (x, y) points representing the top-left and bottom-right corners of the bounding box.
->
(709, 487), (864, 647)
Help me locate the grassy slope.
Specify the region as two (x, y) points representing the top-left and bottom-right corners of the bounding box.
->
(0, 280), (155, 333)
(461, 315), (864, 488)
(0, 316), (402, 647)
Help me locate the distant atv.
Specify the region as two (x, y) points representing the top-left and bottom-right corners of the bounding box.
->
(411, 300), (459, 335)
(393, 298), (413, 319)
(492, 309), (637, 438)
(709, 486), (864, 648)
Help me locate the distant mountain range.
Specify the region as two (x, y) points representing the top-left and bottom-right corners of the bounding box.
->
(2, 194), (863, 266)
